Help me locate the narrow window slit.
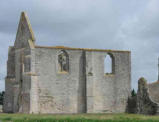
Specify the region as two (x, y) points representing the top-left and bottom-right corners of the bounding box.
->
(104, 53), (115, 75)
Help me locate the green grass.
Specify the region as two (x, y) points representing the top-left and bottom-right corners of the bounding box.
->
(0, 113), (159, 122)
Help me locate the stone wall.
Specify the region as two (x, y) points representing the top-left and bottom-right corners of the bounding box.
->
(34, 48), (87, 113)
(4, 12), (34, 113)
(136, 78), (158, 115)
(0, 105), (2, 113)
(4, 47), (32, 113)
(85, 51), (131, 113)
(33, 47), (131, 114)
(3, 47), (15, 113)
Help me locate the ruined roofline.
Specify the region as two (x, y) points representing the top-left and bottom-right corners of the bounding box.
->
(35, 45), (130, 53)
(148, 80), (159, 85)
(139, 77), (159, 86)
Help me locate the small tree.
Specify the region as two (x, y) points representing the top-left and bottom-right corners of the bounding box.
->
(131, 89), (137, 97)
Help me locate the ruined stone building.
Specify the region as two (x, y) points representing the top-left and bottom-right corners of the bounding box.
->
(136, 78), (159, 115)
(3, 12), (131, 114)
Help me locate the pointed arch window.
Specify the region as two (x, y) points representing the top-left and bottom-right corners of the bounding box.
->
(104, 53), (115, 74)
(58, 50), (69, 73)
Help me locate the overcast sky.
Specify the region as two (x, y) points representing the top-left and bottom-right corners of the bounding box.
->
(0, 0), (159, 91)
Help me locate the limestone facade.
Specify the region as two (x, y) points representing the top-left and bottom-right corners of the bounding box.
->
(3, 12), (131, 114)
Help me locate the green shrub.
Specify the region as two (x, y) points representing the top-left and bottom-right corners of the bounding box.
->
(0, 91), (5, 105)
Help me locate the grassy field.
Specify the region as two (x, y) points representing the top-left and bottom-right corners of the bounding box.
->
(0, 113), (159, 122)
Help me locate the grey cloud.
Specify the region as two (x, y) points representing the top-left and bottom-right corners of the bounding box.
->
(0, 0), (159, 91)
(116, 0), (159, 90)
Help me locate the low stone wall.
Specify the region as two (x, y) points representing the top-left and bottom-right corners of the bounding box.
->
(0, 105), (2, 113)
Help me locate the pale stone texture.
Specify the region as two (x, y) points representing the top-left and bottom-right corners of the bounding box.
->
(136, 78), (159, 115)
(3, 12), (131, 114)
(0, 105), (2, 112)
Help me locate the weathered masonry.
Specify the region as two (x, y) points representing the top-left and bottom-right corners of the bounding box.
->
(136, 78), (159, 115)
(3, 12), (131, 114)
